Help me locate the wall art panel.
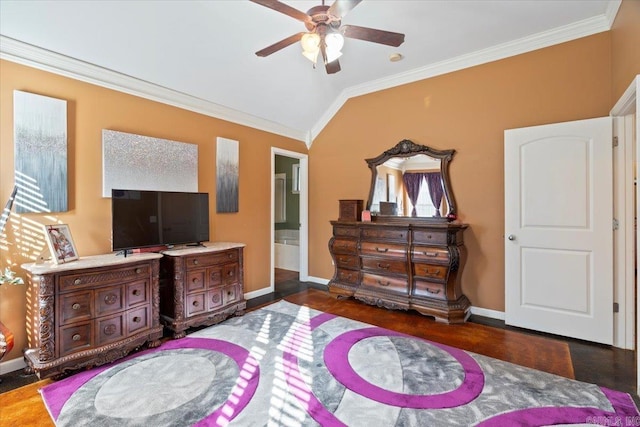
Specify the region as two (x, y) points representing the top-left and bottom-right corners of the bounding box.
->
(216, 137), (239, 213)
(13, 90), (68, 213)
(102, 130), (198, 197)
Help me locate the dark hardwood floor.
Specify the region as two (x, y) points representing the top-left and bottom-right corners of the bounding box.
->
(1, 270), (637, 425)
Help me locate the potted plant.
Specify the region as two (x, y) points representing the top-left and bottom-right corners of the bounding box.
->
(0, 267), (24, 362)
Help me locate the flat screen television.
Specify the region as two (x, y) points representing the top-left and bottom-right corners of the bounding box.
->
(111, 189), (209, 253)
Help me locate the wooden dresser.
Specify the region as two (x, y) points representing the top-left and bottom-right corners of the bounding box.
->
(328, 221), (470, 323)
(22, 253), (164, 379)
(159, 243), (246, 338)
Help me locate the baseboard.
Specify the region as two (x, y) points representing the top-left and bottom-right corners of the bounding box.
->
(470, 306), (505, 321)
(306, 276), (329, 285)
(243, 287), (274, 300)
(0, 356), (26, 375)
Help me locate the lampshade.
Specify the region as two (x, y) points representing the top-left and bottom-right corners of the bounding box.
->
(325, 33), (344, 63)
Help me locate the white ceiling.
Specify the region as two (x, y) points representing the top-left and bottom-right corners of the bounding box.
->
(0, 0), (619, 145)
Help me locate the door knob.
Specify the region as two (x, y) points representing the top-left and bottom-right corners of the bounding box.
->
(507, 234), (516, 241)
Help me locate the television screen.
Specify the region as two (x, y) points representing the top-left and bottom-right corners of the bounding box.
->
(111, 189), (209, 252)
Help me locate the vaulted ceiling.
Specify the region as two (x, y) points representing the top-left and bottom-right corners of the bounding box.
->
(0, 0), (619, 145)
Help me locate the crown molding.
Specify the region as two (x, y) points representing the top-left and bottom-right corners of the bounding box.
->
(0, 36), (308, 143)
(309, 9), (618, 144)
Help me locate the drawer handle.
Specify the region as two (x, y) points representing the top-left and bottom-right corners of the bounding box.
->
(377, 280), (391, 287)
(132, 289), (141, 296)
(72, 334), (81, 341)
(341, 273), (353, 280)
(426, 287), (441, 294)
(228, 253), (233, 258)
(227, 271), (234, 277)
(133, 316), (141, 323)
(135, 268), (142, 274)
(377, 263), (390, 270)
(73, 278), (81, 285)
(104, 294), (117, 305)
(422, 251), (438, 257)
(339, 257), (349, 263)
(375, 247), (388, 253)
(426, 234), (432, 239)
(193, 300), (200, 307)
(212, 295), (220, 303)
(227, 291), (233, 296)
(192, 277), (199, 283)
(425, 269), (440, 276)
(72, 303), (81, 310)
(193, 259), (199, 265)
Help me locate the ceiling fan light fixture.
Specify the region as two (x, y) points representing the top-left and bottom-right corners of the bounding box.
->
(302, 49), (320, 64)
(301, 32), (321, 64)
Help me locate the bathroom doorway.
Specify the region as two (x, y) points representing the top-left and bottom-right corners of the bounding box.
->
(271, 148), (308, 293)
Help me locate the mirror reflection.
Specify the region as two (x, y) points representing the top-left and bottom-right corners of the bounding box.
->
(366, 140), (457, 222)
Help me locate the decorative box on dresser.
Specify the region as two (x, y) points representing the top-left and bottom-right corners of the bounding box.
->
(159, 242), (246, 338)
(328, 221), (471, 323)
(21, 253), (164, 379)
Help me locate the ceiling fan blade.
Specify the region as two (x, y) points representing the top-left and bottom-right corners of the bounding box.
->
(256, 32), (305, 57)
(250, 0), (311, 23)
(342, 25), (405, 47)
(327, 0), (363, 20)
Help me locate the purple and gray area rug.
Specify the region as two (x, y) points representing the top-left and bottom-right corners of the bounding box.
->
(41, 300), (639, 426)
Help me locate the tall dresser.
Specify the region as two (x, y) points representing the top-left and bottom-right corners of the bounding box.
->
(22, 253), (164, 379)
(328, 220), (470, 323)
(159, 242), (246, 338)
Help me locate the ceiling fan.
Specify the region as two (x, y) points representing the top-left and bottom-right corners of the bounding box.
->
(250, 0), (405, 74)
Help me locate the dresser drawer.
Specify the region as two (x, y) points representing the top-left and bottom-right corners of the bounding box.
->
(413, 263), (448, 281)
(222, 263), (239, 286)
(413, 281), (447, 300)
(337, 268), (359, 284)
(334, 226), (359, 238)
(208, 288), (224, 310)
(360, 242), (407, 259)
(185, 250), (238, 269)
(223, 284), (241, 305)
(127, 306), (149, 334)
(335, 254), (359, 269)
(58, 264), (150, 292)
(97, 313), (125, 345)
(59, 291), (93, 325)
(413, 230), (448, 246)
(412, 246), (450, 264)
(362, 227), (408, 242)
(127, 280), (149, 307)
(361, 273), (408, 295)
(186, 293), (207, 317)
(361, 257), (408, 275)
(186, 270), (206, 293)
(95, 285), (124, 317)
(59, 322), (92, 357)
(208, 267), (222, 287)
(331, 238), (358, 254)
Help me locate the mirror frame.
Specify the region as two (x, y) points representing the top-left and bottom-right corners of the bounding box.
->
(365, 139), (457, 222)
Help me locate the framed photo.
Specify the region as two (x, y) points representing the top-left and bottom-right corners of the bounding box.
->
(43, 224), (79, 264)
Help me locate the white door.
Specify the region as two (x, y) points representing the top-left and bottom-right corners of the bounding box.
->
(504, 117), (613, 345)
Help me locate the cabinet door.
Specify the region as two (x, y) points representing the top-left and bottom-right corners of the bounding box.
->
(96, 285), (124, 316)
(186, 270), (206, 293)
(186, 293), (206, 317)
(97, 313), (125, 344)
(59, 322), (92, 356)
(59, 291), (93, 324)
(127, 280), (149, 307)
(222, 263), (239, 286)
(127, 306), (149, 335)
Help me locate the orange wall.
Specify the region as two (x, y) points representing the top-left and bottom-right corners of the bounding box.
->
(0, 60), (307, 361)
(309, 32), (613, 313)
(611, 0), (640, 100)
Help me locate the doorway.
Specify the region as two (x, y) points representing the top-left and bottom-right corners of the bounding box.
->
(271, 148), (308, 295)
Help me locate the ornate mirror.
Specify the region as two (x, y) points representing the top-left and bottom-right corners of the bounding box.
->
(365, 139), (457, 222)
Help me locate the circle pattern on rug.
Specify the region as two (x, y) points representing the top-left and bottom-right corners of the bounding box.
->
(324, 327), (484, 409)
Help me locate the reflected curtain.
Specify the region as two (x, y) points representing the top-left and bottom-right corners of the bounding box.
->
(402, 172), (423, 217)
(425, 172), (444, 217)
